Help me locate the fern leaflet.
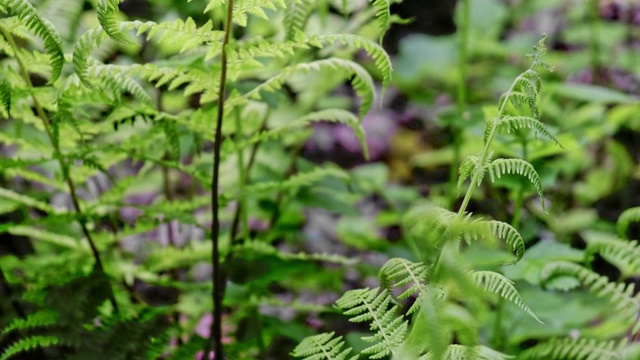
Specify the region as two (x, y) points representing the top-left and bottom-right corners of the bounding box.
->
(292, 332), (358, 360)
(336, 288), (407, 359)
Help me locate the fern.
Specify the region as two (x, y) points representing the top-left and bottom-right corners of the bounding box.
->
(336, 288), (408, 359)
(518, 338), (626, 360)
(96, 0), (131, 44)
(0, 335), (59, 360)
(379, 257), (429, 314)
(0, 0), (64, 81)
(369, 0), (391, 42)
(486, 158), (545, 210)
(540, 261), (640, 326)
(0, 70), (10, 117)
(617, 206), (640, 239)
(471, 271), (541, 323)
(2, 309), (58, 334)
(292, 332), (358, 360)
(583, 232), (640, 275)
(420, 345), (513, 360)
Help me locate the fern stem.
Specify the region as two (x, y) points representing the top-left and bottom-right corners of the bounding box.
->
(0, 24), (118, 312)
(456, 67), (534, 218)
(206, 0), (235, 357)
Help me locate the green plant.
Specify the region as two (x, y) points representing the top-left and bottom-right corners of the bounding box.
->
(0, 0), (394, 358)
(293, 36), (563, 360)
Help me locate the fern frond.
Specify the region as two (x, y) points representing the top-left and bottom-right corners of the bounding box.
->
(379, 258), (428, 314)
(97, 0), (131, 43)
(234, 240), (357, 265)
(519, 337), (624, 360)
(421, 345), (513, 360)
(0, 187), (62, 215)
(244, 167), (349, 194)
(336, 288), (407, 359)
(617, 206), (640, 239)
(2, 309), (58, 334)
(73, 20), (224, 86)
(292, 332), (358, 360)
(507, 91), (539, 119)
(487, 220), (525, 263)
(471, 271), (541, 323)
(233, 58), (374, 119)
(486, 158), (545, 210)
(284, 0), (314, 40)
(0, 70), (10, 117)
(584, 233), (640, 275)
(85, 64), (155, 107)
(496, 116), (561, 147)
(0, 335), (58, 360)
(541, 261), (639, 322)
(457, 155), (480, 188)
(304, 33), (392, 93)
(226, 0), (288, 27)
(369, 0), (391, 43)
(0, 0), (64, 81)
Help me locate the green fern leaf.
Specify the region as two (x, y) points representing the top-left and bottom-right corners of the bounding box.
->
(488, 220), (525, 263)
(457, 155), (480, 189)
(486, 158), (545, 210)
(420, 344), (513, 360)
(584, 232), (640, 274)
(369, 0), (391, 42)
(0, 71), (10, 117)
(284, 0), (314, 40)
(0, 335), (58, 360)
(227, 0), (288, 27)
(0, 0), (64, 81)
(97, 0), (131, 43)
(496, 116), (561, 147)
(3, 309), (58, 334)
(231, 57), (374, 120)
(617, 206), (640, 239)
(379, 258), (429, 314)
(292, 332), (359, 360)
(336, 288), (407, 359)
(519, 337), (624, 360)
(472, 271), (541, 323)
(244, 167), (349, 195)
(305, 33), (392, 93)
(541, 261), (639, 324)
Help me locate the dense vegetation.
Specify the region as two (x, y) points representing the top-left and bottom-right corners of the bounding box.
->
(2, 0), (640, 359)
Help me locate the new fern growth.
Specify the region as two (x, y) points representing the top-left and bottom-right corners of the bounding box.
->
(294, 36), (558, 360)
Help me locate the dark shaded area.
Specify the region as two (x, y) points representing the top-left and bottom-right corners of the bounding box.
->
(384, 0), (458, 54)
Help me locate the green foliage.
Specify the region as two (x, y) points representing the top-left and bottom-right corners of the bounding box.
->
(291, 332), (358, 360)
(336, 288), (408, 359)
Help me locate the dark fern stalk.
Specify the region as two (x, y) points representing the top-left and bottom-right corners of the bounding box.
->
(207, 0), (235, 357)
(0, 25), (118, 313)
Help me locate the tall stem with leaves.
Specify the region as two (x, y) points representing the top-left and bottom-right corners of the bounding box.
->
(207, 0), (234, 357)
(0, 25), (118, 312)
(432, 36), (557, 279)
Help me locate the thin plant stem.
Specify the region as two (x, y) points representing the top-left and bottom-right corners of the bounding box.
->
(433, 57), (541, 279)
(206, 0), (234, 357)
(0, 24), (118, 312)
(511, 136), (528, 227)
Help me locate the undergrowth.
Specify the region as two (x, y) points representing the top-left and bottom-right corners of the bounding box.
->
(1, 1), (640, 359)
